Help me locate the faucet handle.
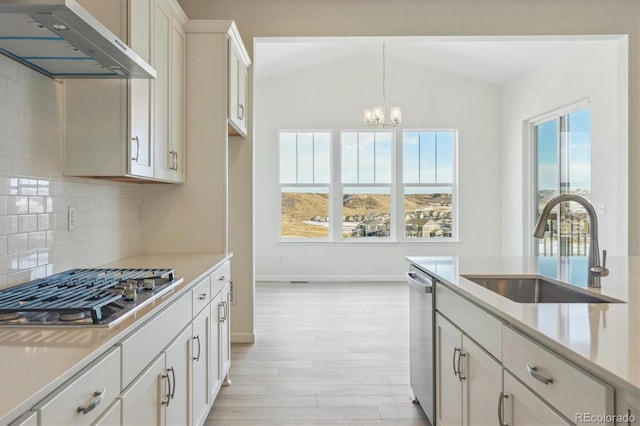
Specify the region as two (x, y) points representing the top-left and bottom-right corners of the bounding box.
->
(590, 249), (609, 278)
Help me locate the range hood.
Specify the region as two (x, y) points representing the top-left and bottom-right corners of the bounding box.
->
(0, 0), (156, 79)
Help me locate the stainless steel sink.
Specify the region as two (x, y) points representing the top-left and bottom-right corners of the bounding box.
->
(461, 275), (623, 304)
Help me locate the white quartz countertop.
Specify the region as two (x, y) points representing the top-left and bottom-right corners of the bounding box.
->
(0, 252), (229, 425)
(406, 256), (640, 395)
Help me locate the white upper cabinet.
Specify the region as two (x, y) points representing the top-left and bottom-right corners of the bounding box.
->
(153, 0), (186, 182)
(64, 0), (187, 183)
(227, 29), (250, 137)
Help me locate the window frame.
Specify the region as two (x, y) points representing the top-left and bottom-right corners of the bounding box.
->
(338, 129), (396, 242)
(528, 99), (592, 257)
(399, 129), (458, 242)
(276, 128), (459, 244)
(277, 129), (333, 242)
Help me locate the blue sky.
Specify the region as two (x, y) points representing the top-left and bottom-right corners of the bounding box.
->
(537, 108), (591, 191)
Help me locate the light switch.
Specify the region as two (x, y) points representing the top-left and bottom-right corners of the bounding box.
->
(68, 206), (76, 230)
(597, 202), (606, 215)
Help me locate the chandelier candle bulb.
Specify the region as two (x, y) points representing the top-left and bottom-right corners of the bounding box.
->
(390, 106), (402, 124)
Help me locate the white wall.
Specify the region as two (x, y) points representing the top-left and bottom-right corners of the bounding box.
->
(254, 53), (502, 280)
(0, 56), (142, 289)
(501, 40), (627, 256)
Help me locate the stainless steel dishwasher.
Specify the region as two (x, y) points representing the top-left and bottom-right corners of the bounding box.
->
(407, 264), (435, 425)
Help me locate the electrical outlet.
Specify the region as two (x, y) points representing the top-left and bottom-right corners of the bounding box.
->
(68, 206), (76, 231)
(230, 280), (236, 304)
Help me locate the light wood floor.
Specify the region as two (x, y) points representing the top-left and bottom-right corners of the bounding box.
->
(205, 281), (430, 426)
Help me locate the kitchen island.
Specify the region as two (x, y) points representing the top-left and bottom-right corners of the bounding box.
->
(0, 252), (229, 425)
(407, 255), (639, 425)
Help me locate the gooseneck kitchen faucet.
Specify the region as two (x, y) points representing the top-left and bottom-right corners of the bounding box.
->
(533, 194), (609, 288)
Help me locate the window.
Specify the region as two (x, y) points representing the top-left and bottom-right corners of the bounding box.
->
(403, 130), (456, 239)
(534, 106), (591, 256)
(341, 130), (393, 239)
(279, 131), (331, 239)
(278, 128), (457, 242)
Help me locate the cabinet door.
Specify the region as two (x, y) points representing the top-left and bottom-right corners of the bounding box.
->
(165, 326), (191, 426)
(210, 292), (222, 399)
(219, 283), (232, 380)
(129, 0), (153, 178)
(504, 371), (570, 425)
(121, 354), (166, 426)
(170, 15), (186, 182)
(462, 335), (502, 425)
(435, 313), (462, 426)
(92, 400), (121, 426)
(227, 40), (247, 137)
(192, 308), (211, 426)
(152, 0), (171, 181)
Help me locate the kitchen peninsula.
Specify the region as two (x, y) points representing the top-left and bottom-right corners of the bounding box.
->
(407, 255), (639, 425)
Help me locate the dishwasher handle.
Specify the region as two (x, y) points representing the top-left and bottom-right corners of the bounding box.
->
(406, 272), (433, 293)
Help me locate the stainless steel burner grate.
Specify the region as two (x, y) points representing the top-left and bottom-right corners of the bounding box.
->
(0, 268), (176, 325)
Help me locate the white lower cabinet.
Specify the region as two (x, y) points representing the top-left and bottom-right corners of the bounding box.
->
(121, 354), (166, 426)
(8, 411), (37, 426)
(92, 400), (121, 426)
(209, 292), (222, 399)
(192, 307), (212, 426)
(165, 327), (192, 425)
(435, 313), (501, 426)
(503, 370), (570, 426)
(219, 282), (232, 383)
(435, 282), (619, 426)
(36, 348), (121, 426)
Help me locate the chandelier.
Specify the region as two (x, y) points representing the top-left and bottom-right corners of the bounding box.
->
(363, 42), (402, 127)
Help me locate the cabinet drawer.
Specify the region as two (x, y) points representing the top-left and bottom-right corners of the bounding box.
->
(503, 326), (614, 424)
(192, 275), (211, 316)
(436, 283), (502, 359)
(504, 370), (570, 425)
(120, 294), (191, 387)
(211, 261), (231, 297)
(8, 410), (37, 426)
(37, 347), (120, 426)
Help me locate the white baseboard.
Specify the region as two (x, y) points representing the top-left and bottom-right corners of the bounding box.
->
(255, 275), (404, 282)
(231, 330), (256, 343)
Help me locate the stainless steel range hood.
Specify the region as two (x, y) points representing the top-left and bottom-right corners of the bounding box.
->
(0, 0), (156, 79)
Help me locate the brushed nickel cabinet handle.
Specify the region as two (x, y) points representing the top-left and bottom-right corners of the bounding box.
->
(168, 366), (176, 400)
(498, 392), (509, 426)
(77, 389), (106, 414)
(131, 136), (140, 161)
(527, 364), (553, 385)
(193, 335), (201, 361)
(174, 151), (179, 171)
(238, 104), (245, 120)
(219, 302), (225, 323)
(457, 352), (466, 381)
(452, 347), (460, 376)
(198, 293), (207, 300)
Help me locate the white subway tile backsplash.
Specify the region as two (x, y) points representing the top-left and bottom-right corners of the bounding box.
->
(7, 196), (28, 214)
(18, 215), (37, 233)
(7, 233), (28, 253)
(37, 213), (50, 231)
(0, 216), (18, 235)
(0, 59), (142, 288)
(28, 196), (45, 214)
(28, 231), (46, 250)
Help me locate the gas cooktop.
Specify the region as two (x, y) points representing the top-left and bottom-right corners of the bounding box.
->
(0, 268), (183, 327)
